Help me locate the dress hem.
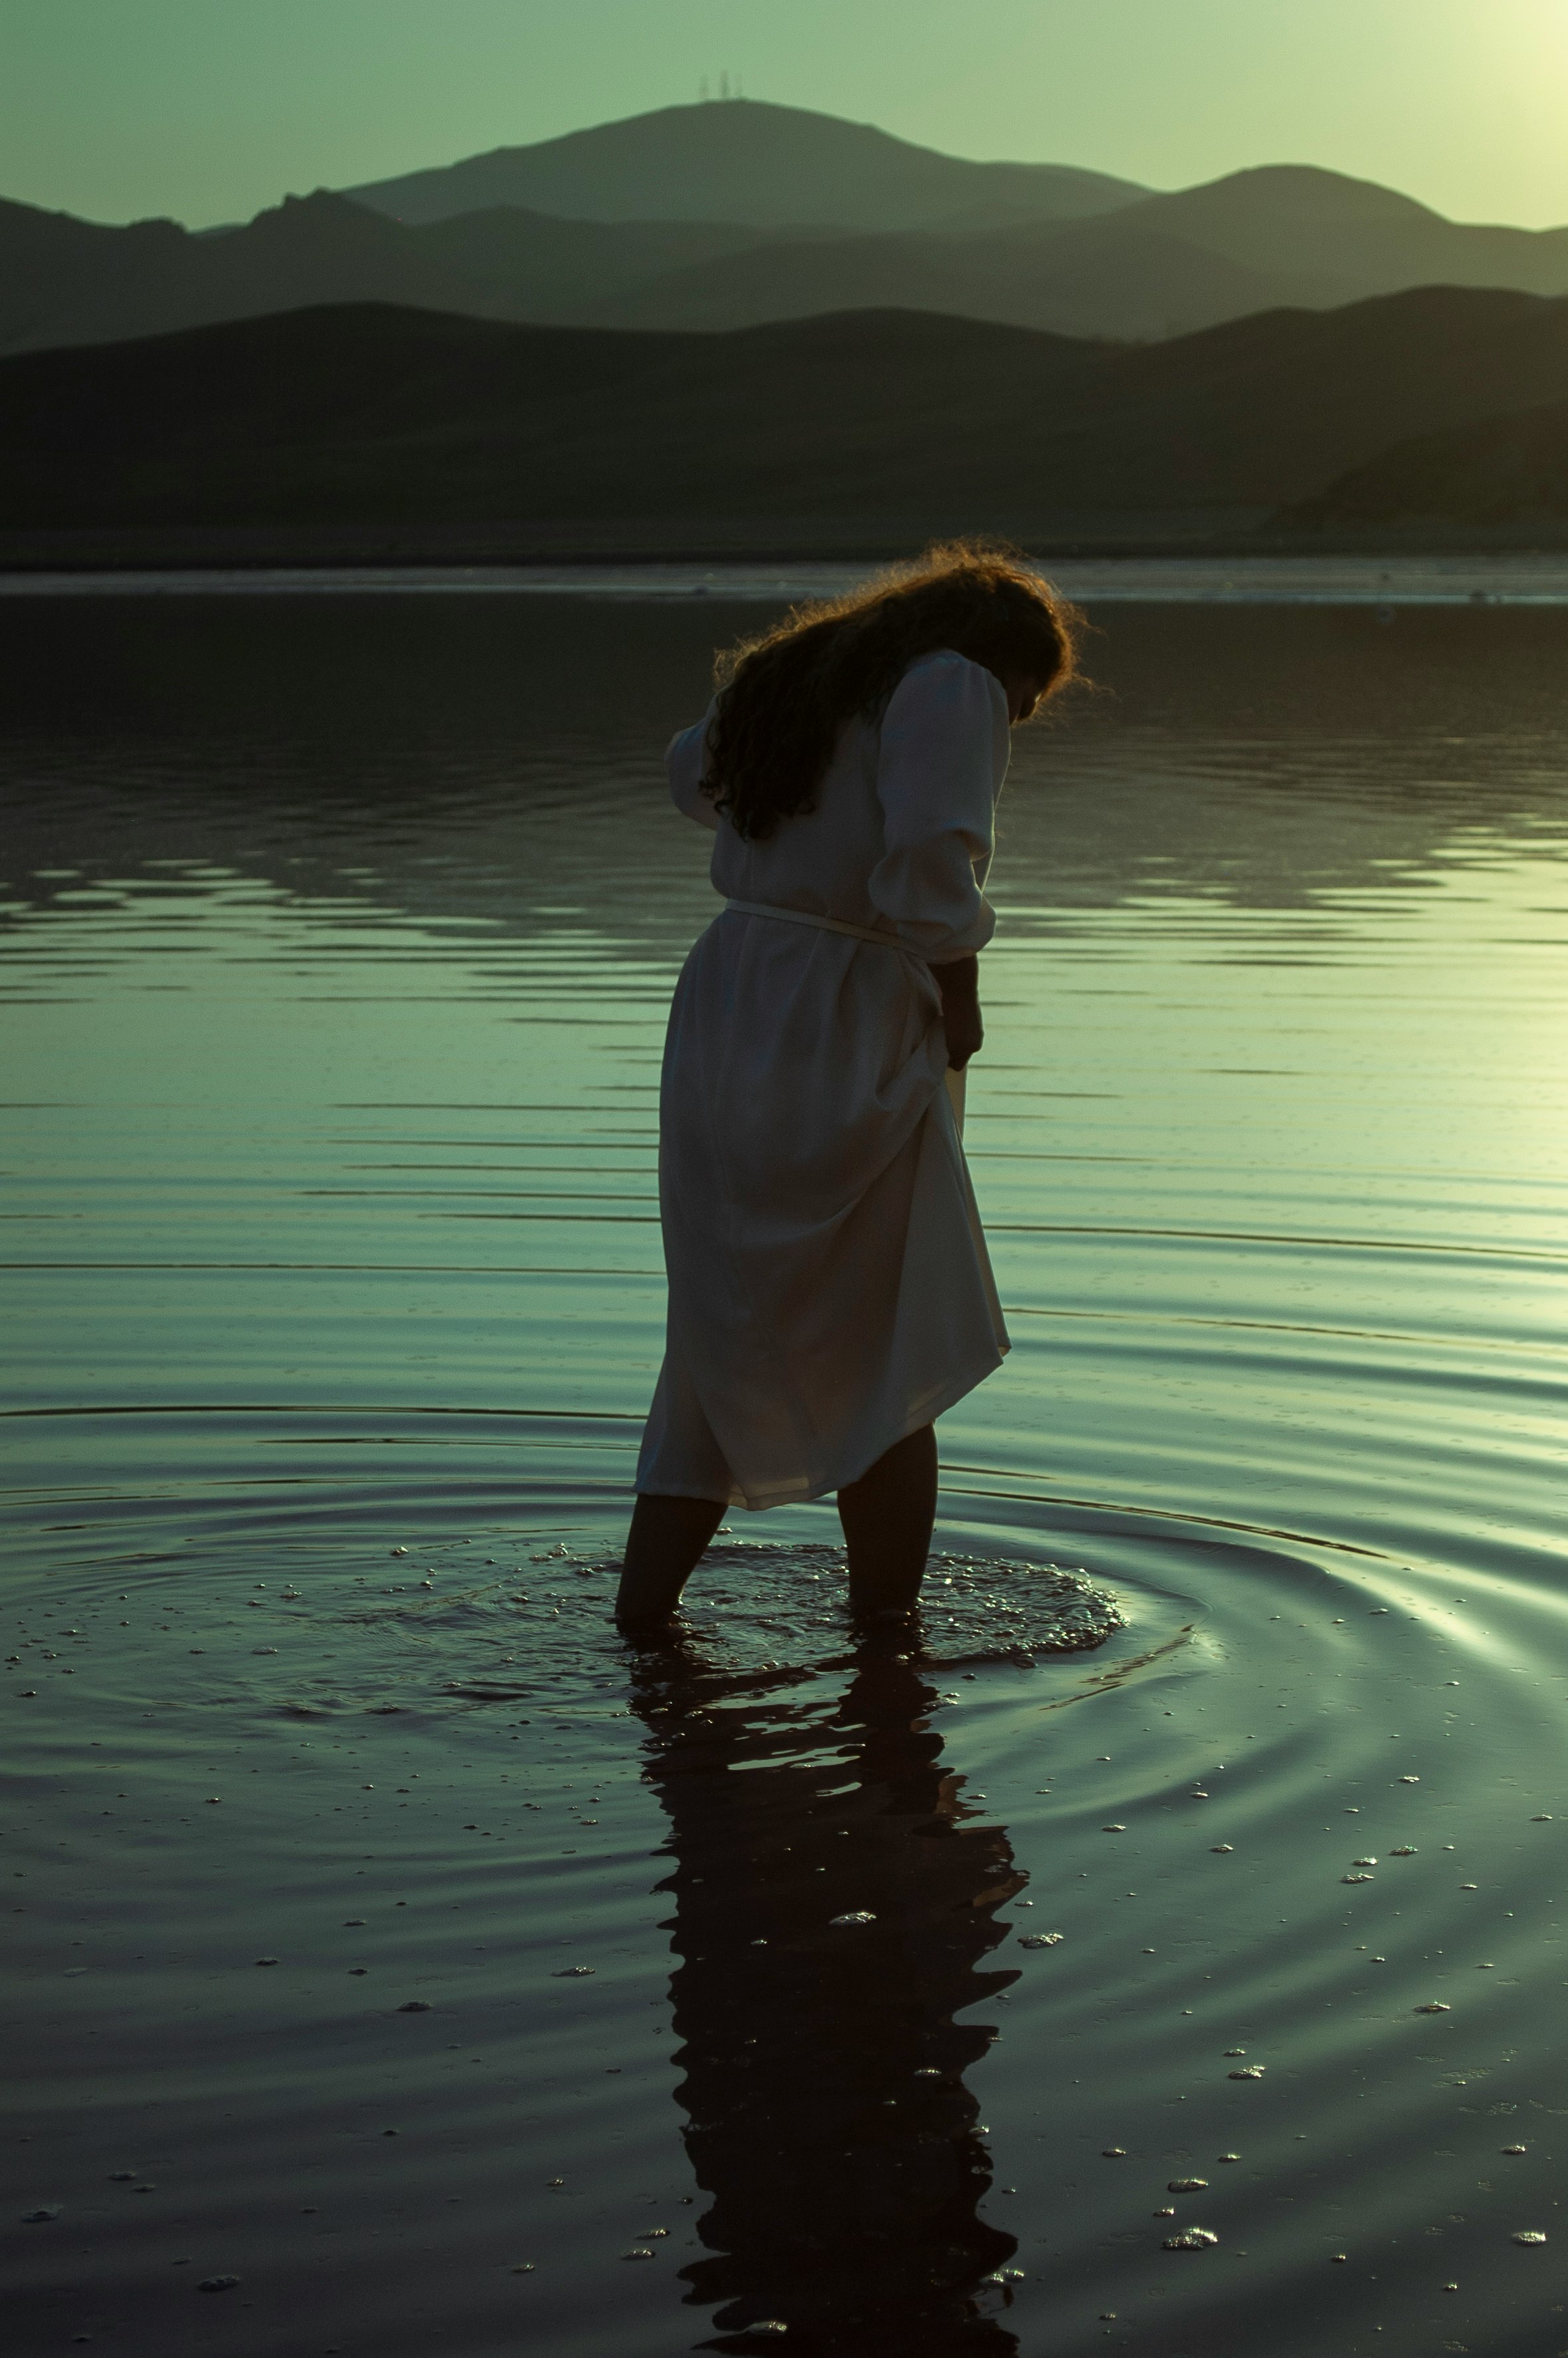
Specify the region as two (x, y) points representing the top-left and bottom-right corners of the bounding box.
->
(633, 1341), (1009, 1512)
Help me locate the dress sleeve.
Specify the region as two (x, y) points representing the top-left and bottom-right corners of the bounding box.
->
(868, 652), (1010, 962)
(666, 699), (721, 833)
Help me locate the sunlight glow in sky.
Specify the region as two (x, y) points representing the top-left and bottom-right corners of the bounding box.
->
(5, 0), (1567, 230)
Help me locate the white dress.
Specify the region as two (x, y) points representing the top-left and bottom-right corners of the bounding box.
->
(635, 648), (1012, 1510)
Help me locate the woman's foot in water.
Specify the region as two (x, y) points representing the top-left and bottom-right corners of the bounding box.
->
(616, 1493), (726, 1629)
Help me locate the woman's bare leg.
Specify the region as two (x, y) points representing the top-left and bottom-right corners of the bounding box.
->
(616, 1493), (726, 1628)
(837, 1425), (938, 1617)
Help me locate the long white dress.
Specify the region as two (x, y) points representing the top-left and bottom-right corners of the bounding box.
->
(635, 648), (1012, 1510)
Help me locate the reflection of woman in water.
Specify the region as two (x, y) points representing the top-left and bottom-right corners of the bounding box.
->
(619, 546), (1082, 1628)
(630, 1635), (1026, 2353)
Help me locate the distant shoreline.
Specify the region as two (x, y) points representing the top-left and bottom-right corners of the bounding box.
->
(7, 550), (1568, 608)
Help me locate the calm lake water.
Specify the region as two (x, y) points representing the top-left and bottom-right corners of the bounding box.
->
(3, 582), (1568, 2357)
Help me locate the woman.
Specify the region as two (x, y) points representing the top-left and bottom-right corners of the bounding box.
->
(618, 543), (1082, 1629)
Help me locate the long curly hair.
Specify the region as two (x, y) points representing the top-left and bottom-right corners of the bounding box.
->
(701, 541), (1085, 841)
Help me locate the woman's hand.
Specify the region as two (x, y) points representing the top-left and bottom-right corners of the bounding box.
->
(936, 954), (984, 1070)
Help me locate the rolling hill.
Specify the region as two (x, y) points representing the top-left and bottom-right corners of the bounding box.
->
(342, 98), (1151, 231)
(4, 287), (1567, 536)
(0, 191), (459, 355)
(567, 166), (1568, 339)
(1286, 395), (1568, 524)
(556, 218), (1306, 340)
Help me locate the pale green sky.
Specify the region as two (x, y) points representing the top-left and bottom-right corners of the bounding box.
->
(6, 0), (1567, 228)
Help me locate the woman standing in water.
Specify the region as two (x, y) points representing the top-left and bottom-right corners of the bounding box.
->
(618, 544), (1082, 1629)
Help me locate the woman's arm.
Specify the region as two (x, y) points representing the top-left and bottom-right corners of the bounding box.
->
(666, 704), (722, 831)
(868, 652), (1009, 964)
(936, 953), (983, 1070)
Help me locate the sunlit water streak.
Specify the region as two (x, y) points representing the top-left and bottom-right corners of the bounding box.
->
(2, 588), (1568, 2356)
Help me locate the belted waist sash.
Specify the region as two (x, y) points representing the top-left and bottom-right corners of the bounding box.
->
(721, 899), (966, 1135)
(723, 897), (902, 947)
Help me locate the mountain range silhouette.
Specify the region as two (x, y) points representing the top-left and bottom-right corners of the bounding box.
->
(3, 100), (1565, 539)
(5, 100), (1567, 357)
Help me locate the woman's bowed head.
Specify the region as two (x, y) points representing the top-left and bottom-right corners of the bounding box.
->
(700, 540), (1086, 843)
(620, 542), (1085, 1633)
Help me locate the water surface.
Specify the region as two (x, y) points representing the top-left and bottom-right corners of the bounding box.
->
(3, 586), (1568, 2356)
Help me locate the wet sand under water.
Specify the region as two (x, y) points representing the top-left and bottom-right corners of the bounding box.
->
(3, 588), (1568, 2356)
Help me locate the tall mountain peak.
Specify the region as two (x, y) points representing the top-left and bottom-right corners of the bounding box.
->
(343, 98), (1151, 232)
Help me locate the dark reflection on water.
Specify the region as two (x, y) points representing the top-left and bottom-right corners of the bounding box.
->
(632, 1639), (1022, 2353)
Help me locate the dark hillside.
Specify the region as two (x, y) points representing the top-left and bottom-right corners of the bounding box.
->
(1285, 395), (1568, 524)
(1, 288), (1565, 531)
